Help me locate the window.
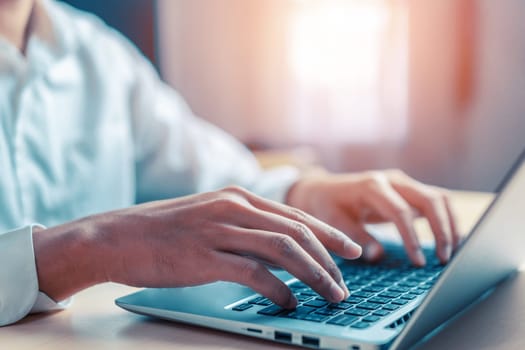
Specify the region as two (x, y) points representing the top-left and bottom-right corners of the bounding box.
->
(285, 0), (409, 145)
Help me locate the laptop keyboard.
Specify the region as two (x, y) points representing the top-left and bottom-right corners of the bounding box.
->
(231, 247), (444, 330)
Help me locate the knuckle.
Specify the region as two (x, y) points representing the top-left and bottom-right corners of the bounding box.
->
(239, 260), (263, 282)
(222, 185), (245, 194)
(208, 197), (234, 211)
(271, 235), (296, 255)
(209, 195), (245, 212)
(290, 221), (313, 246)
(393, 204), (412, 219)
(327, 262), (342, 281)
(311, 267), (330, 287)
(364, 171), (386, 188)
(385, 168), (405, 179)
(289, 207), (308, 223)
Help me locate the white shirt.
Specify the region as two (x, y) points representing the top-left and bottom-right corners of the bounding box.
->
(0, 0), (298, 326)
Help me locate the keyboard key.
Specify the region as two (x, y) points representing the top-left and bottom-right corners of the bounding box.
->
(361, 285), (384, 293)
(315, 307), (342, 316)
(345, 308), (370, 317)
(257, 305), (285, 316)
(379, 291), (401, 299)
(373, 309), (391, 317)
(398, 281), (419, 288)
(368, 297), (390, 304)
(296, 294), (313, 302)
(300, 290), (318, 296)
(411, 288), (428, 295)
(328, 302), (352, 310)
(327, 314), (358, 326)
(353, 291), (374, 298)
(248, 296), (265, 304)
(351, 321), (371, 329)
(346, 297), (364, 304)
(303, 313), (330, 323)
(391, 299), (409, 305)
(285, 306), (316, 319)
(373, 281), (393, 287)
(251, 297), (273, 306)
(383, 304), (401, 311)
(389, 286), (410, 293)
(356, 302), (381, 310)
(400, 293), (418, 300)
(362, 315), (381, 323)
(304, 299), (328, 308)
(232, 303), (253, 311)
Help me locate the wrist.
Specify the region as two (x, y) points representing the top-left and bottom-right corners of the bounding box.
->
(286, 168), (327, 210)
(32, 217), (110, 301)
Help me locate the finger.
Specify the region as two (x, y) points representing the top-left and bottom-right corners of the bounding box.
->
(391, 183), (454, 263)
(240, 211), (350, 296)
(207, 187), (351, 296)
(217, 228), (346, 303)
(214, 252), (297, 309)
(325, 206), (384, 263)
(363, 180), (426, 266)
(238, 189), (362, 259)
(442, 192), (461, 249)
(220, 203), (346, 286)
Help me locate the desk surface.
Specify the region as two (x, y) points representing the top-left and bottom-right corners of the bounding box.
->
(4, 192), (524, 350)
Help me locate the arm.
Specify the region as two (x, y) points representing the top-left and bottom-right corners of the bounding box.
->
(32, 187), (362, 309)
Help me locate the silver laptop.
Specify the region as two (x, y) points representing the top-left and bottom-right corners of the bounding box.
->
(116, 150), (525, 350)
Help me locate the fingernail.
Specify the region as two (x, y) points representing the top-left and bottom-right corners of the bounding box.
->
(363, 243), (381, 261)
(415, 250), (426, 266)
(339, 279), (350, 299)
(330, 281), (345, 302)
(344, 239), (362, 258)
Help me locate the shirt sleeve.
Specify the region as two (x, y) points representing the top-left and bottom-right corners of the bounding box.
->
(0, 225), (70, 327)
(124, 41), (299, 204)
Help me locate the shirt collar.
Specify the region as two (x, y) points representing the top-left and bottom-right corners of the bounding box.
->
(0, 0), (73, 76)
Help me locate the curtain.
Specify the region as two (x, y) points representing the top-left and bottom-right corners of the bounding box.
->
(157, 0), (409, 166)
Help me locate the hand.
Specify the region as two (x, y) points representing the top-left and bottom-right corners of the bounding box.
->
(33, 186), (362, 308)
(286, 169), (459, 266)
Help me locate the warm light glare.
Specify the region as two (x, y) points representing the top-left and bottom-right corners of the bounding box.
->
(287, 0), (408, 144)
(289, 1), (388, 85)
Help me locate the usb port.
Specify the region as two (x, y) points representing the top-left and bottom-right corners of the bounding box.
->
(275, 331), (292, 343)
(302, 336), (319, 348)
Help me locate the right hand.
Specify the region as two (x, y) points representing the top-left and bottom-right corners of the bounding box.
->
(34, 186), (362, 309)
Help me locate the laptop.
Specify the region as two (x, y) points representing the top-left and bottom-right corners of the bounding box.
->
(115, 150), (525, 350)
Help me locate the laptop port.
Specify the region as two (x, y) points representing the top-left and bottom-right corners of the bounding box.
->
(275, 331), (292, 343)
(351, 345), (361, 350)
(302, 336), (319, 348)
(246, 328), (262, 334)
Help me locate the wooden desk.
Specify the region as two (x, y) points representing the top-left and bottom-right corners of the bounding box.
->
(5, 192), (523, 350)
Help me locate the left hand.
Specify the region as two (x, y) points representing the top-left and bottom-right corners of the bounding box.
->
(286, 169), (459, 266)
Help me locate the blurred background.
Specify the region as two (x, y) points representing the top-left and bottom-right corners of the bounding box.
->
(64, 0), (525, 191)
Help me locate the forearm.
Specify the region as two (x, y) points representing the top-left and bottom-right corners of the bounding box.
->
(32, 218), (110, 302)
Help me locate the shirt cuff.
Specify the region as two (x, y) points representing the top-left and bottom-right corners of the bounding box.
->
(0, 225), (70, 326)
(251, 166), (300, 204)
